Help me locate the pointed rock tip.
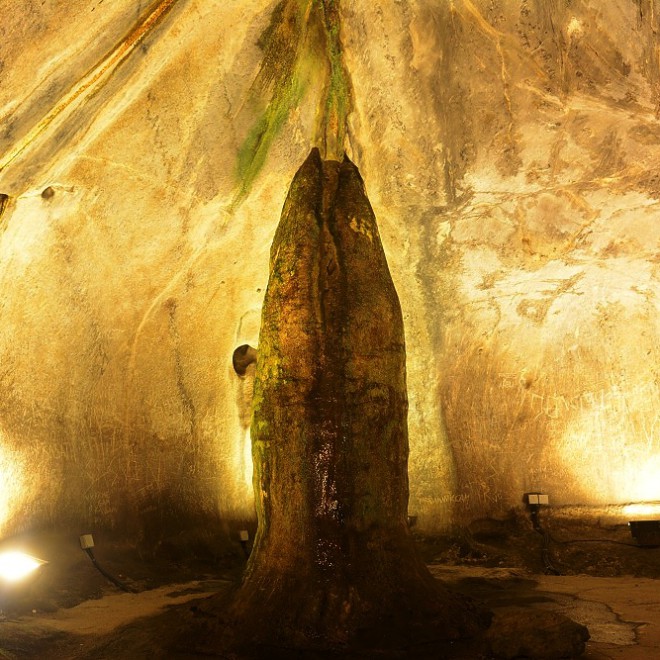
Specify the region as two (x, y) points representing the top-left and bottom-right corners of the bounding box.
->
(339, 152), (363, 183)
(291, 148), (323, 186)
(295, 148), (362, 183)
(304, 147), (323, 167)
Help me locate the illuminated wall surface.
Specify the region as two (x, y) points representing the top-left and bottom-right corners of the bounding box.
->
(1, 0), (660, 537)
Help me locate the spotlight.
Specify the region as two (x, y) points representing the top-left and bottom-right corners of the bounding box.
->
(0, 551), (47, 583)
(623, 502), (660, 518)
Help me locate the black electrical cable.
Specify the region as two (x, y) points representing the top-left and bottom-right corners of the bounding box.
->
(529, 505), (646, 577)
(84, 547), (135, 593)
(529, 505), (561, 575)
(549, 535), (640, 548)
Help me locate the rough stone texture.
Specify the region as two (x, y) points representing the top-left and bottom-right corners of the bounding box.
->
(191, 148), (487, 655)
(1, 1), (660, 538)
(486, 606), (590, 659)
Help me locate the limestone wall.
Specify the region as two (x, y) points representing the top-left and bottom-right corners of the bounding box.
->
(1, 0), (659, 537)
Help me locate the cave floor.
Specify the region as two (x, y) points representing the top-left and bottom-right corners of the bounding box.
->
(432, 566), (660, 660)
(0, 566), (658, 658)
(0, 521), (658, 658)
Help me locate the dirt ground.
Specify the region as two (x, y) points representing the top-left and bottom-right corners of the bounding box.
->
(0, 512), (658, 658)
(416, 510), (660, 578)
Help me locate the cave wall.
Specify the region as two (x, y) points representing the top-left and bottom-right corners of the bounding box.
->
(1, 0), (660, 538)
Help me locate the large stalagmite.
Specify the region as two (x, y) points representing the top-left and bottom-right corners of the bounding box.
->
(190, 148), (486, 655)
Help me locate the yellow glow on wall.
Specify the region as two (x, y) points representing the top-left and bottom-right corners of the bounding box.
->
(0, 444), (25, 534)
(623, 503), (660, 518)
(624, 456), (660, 502)
(558, 387), (660, 504)
(242, 428), (254, 491)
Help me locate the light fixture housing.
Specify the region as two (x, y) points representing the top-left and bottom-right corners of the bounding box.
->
(628, 520), (660, 547)
(525, 492), (549, 506)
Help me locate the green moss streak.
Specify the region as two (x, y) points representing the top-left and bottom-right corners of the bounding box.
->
(234, 0), (354, 201)
(235, 72), (308, 202)
(316, 0), (352, 158)
(233, 0), (313, 204)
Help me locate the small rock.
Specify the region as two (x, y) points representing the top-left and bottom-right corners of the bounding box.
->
(486, 606), (590, 659)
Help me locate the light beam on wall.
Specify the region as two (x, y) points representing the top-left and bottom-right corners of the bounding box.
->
(242, 428), (253, 491)
(623, 502), (660, 518)
(0, 443), (25, 533)
(559, 390), (660, 504)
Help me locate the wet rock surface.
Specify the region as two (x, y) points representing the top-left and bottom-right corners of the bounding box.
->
(485, 606), (590, 659)
(181, 148), (488, 656)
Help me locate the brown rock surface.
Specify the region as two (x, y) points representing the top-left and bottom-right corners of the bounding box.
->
(0, 1), (659, 539)
(187, 148), (488, 656)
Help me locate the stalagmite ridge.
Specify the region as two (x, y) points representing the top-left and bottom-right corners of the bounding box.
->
(186, 148), (488, 656)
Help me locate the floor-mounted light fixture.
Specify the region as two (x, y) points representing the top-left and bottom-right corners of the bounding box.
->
(0, 551), (47, 583)
(629, 520), (660, 547)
